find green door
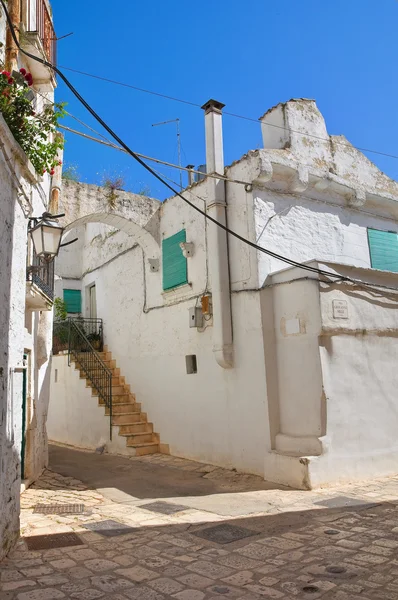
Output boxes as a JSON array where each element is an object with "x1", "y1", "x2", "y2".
[{"x1": 21, "y1": 354, "x2": 27, "y2": 480}]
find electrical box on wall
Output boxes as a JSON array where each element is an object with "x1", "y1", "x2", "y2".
[
  {"x1": 189, "y1": 307, "x2": 203, "y2": 328},
  {"x1": 201, "y1": 294, "x2": 212, "y2": 316}
]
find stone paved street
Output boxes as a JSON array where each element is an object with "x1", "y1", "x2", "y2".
[{"x1": 1, "y1": 445, "x2": 398, "y2": 599}]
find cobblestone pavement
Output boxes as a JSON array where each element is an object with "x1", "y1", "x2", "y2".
[{"x1": 1, "y1": 449, "x2": 398, "y2": 599}]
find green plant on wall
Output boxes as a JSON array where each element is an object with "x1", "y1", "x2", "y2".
[
  {"x1": 102, "y1": 174, "x2": 125, "y2": 209},
  {"x1": 62, "y1": 163, "x2": 80, "y2": 182},
  {"x1": 0, "y1": 68, "x2": 65, "y2": 175},
  {"x1": 54, "y1": 297, "x2": 67, "y2": 321}
]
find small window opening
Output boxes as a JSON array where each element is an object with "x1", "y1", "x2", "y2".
[{"x1": 185, "y1": 355, "x2": 197, "y2": 375}]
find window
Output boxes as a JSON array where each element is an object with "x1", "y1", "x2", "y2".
[
  {"x1": 63, "y1": 289, "x2": 82, "y2": 314},
  {"x1": 368, "y1": 228, "x2": 398, "y2": 273},
  {"x1": 162, "y1": 230, "x2": 188, "y2": 290}
]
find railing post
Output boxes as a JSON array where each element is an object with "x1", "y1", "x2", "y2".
[{"x1": 109, "y1": 373, "x2": 112, "y2": 441}]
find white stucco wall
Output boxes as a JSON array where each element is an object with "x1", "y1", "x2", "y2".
[
  {"x1": 52, "y1": 98, "x2": 398, "y2": 487},
  {"x1": 254, "y1": 190, "x2": 398, "y2": 284},
  {"x1": 317, "y1": 273, "x2": 398, "y2": 484},
  {"x1": 53, "y1": 180, "x2": 270, "y2": 475},
  {"x1": 0, "y1": 12, "x2": 57, "y2": 555},
  {"x1": 48, "y1": 354, "x2": 149, "y2": 456},
  {"x1": 48, "y1": 354, "x2": 112, "y2": 451},
  {"x1": 0, "y1": 123, "x2": 21, "y2": 558},
  {"x1": 262, "y1": 263, "x2": 398, "y2": 488}
]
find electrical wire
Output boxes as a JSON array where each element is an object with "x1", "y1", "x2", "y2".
[
  {"x1": 58, "y1": 65, "x2": 398, "y2": 163},
  {"x1": 58, "y1": 124, "x2": 253, "y2": 186},
  {"x1": 1, "y1": 0, "x2": 397, "y2": 291}
]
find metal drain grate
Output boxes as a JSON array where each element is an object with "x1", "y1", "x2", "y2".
[
  {"x1": 25, "y1": 532, "x2": 84, "y2": 550},
  {"x1": 192, "y1": 523, "x2": 256, "y2": 544},
  {"x1": 140, "y1": 501, "x2": 189, "y2": 515},
  {"x1": 33, "y1": 504, "x2": 85, "y2": 515},
  {"x1": 83, "y1": 520, "x2": 138, "y2": 537}
]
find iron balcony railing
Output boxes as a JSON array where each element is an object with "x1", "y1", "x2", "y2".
[
  {"x1": 53, "y1": 318, "x2": 113, "y2": 439},
  {"x1": 69, "y1": 317, "x2": 103, "y2": 350},
  {"x1": 27, "y1": 0, "x2": 56, "y2": 65},
  {"x1": 53, "y1": 317, "x2": 103, "y2": 354},
  {"x1": 26, "y1": 251, "x2": 55, "y2": 301}
]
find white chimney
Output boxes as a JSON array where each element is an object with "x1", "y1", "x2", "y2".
[{"x1": 201, "y1": 99, "x2": 233, "y2": 369}]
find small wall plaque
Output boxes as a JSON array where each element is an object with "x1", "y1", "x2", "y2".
[{"x1": 332, "y1": 300, "x2": 348, "y2": 319}]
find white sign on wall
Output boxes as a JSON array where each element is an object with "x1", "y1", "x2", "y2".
[{"x1": 332, "y1": 299, "x2": 348, "y2": 319}]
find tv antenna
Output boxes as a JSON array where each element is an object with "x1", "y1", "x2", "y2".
[{"x1": 152, "y1": 118, "x2": 182, "y2": 190}]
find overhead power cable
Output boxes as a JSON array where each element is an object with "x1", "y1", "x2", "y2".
[
  {"x1": 58, "y1": 124, "x2": 252, "y2": 186},
  {"x1": 2, "y1": 0, "x2": 397, "y2": 291},
  {"x1": 58, "y1": 65, "x2": 398, "y2": 162}
]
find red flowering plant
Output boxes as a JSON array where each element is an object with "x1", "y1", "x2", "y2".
[{"x1": 0, "y1": 68, "x2": 65, "y2": 175}]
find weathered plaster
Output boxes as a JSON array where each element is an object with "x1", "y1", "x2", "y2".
[
  {"x1": 0, "y1": 11, "x2": 57, "y2": 555},
  {"x1": 51, "y1": 99, "x2": 398, "y2": 486}
]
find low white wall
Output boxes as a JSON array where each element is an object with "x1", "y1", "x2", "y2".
[
  {"x1": 48, "y1": 355, "x2": 142, "y2": 456},
  {"x1": 48, "y1": 354, "x2": 111, "y2": 451},
  {"x1": 263, "y1": 263, "x2": 398, "y2": 488},
  {"x1": 316, "y1": 275, "x2": 398, "y2": 484}
]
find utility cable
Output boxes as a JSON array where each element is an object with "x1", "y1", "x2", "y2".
[
  {"x1": 1, "y1": 0, "x2": 397, "y2": 290},
  {"x1": 58, "y1": 124, "x2": 253, "y2": 186},
  {"x1": 58, "y1": 65, "x2": 398, "y2": 163}
]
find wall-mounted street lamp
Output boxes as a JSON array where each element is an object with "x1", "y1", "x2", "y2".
[{"x1": 28, "y1": 212, "x2": 65, "y2": 261}]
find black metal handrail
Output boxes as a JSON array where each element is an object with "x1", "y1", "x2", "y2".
[
  {"x1": 65, "y1": 319, "x2": 113, "y2": 440},
  {"x1": 69, "y1": 317, "x2": 103, "y2": 351},
  {"x1": 26, "y1": 252, "x2": 55, "y2": 301}
]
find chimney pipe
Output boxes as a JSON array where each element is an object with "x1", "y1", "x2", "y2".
[
  {"x1": 5, "y1": 0, "x2": 21, "y2": 73},
  {"x1": 186, "y1": 164, "x2": 195, "y2": 186},
  {"x1": 49, "y1": 135, "x2": 64, "y2": 214},
  {"x1": 201, "y1": 99, "x2": 233, "y2": 369}
]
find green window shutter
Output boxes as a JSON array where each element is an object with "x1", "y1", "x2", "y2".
[
  {"x1": 368, "y1": 229, "x2": 398, "y2": 273},
  {"x1": 162, "y1": 230, "x2": 188, "y2": 290},
  {"x1": 63, "y1": 289, "x2": 82, "y2": 313}
]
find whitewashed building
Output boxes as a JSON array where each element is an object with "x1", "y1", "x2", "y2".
[
  {"x1": 0, "y1": 0, "x2": 61, "y2": 558},
  {"x1": 49, "y1": 98, "x2": 398, "y2": 490}
]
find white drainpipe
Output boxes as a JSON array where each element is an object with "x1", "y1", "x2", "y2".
[{"x1": 202, "y1": 99, "x2": 233, "y2": 369}]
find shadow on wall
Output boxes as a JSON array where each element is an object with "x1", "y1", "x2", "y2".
[
  {"x1": 25, "y1": 355, "x2": 52, "y2": 483},
  {"x1": 0, "y1": 443, "x2": 21, "y2": 560}
]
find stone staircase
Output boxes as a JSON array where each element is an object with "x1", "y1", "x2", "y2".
[{"x1": 72, "y1": 346, "x2": 160, "y2": 456}]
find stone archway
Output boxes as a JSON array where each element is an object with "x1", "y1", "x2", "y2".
[{"x1": 62, "y1": 212, "x2": 160, "y2": 260}]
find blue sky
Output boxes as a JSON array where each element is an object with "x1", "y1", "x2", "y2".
[{"x1": 53, "y1": 0, "x2": 398, "y2": 199}]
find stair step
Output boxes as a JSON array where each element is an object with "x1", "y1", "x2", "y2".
[
  {"x1": 95, "y1": 393, "x2": 135, "y2": 404},
  {"x1": 118, "y1": 422, "x2": 153, "y2": 435},
  {"x1": 78, "y1": 361, "x2": 116, "y2": 370},
  {"x1": 105, "y1": 403, "x2": 141, "y2": 415},
  {"x1": 126, "y1": 442, "x2": 160, "y2": 456},
  {"x1": 120, "y1": 432, "x2": 154, "y2": 444},
  {"x1": 76, "y1": 343, "x2": 161, "y2": 454},
  {"x1": 96, "y1": 351, "x2": 112, "y2": 360},
  {"x1": 113, "y1": 394, "x2": 135, "y2": 404},
  {"x1": 111, "y1": 385, "x2": 129, "y2": 395},
  {"x1": 112, "y1": 412, "x2": 146, "y2": 425}
]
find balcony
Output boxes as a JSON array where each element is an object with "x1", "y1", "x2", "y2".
[
  {"x1": 26, "y1": 251, "x2": 55, "y2": 310},
  {"x1": 23, "y1": 0, "x2": 56, "y2": 88}
]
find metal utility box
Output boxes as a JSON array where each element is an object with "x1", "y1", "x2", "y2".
[{"x1": 189, "y1": 307, "x2": 203, "y2": 328}]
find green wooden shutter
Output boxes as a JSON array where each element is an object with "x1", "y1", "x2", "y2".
[
  {"x1": 162, "y1": 230, "x2": 188, "y2": 290},
  {"x1": 63, "y1": 289, "x2": 82, "y2": 313},
  {"x1": 368, "y1": 229, "x2": 398, "y2": 273}
]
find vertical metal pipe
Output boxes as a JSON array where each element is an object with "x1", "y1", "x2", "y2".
[
  {"x1": 5, "y1": 0, "x2": 21, "y2": 72},
  {"x1": 201, "y1": 99, "x2": 233, "y2": 369}
]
